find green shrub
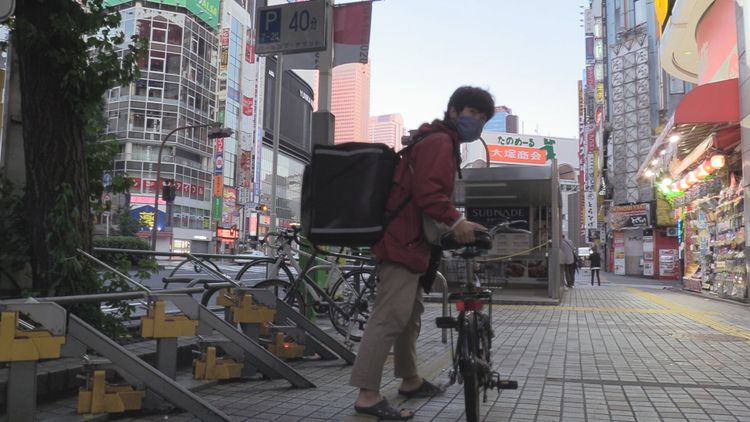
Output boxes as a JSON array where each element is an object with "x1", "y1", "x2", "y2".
[{"x1": 93, "y1": 235, "x2": 157, "y2": 269}]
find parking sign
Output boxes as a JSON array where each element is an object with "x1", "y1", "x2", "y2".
[{"x1": 256, "y1": 0, "x2": 327, "y2": 55}]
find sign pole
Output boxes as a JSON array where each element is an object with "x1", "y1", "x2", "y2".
[{"x1": 270, "y1": 54, "x2": 283, "y2": 231}]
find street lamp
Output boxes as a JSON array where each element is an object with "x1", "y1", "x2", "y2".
[{"x1": 151, "y1": 124, "x2": 234, "y2": 251}]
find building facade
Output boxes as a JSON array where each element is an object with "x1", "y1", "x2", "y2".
[
  {"x1": 581, "y1": 0, "x2": 686, "y2": 277},
  {"x1": 103, "y1": 1, "x2": 221, "y2": 253},
  {"x1": 103, "y1": 1, "x2": 313, "y2": 253},
  {"x1": 368, "y1": 114, "x2": 404, "y2": 150},
  {"x1": 331, "y1": 63, "x2": 370, "y2": 144}
]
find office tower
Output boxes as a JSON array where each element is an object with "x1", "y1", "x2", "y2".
[
  {"x1": 368, "y1": 114, "x2": 405, "y2": 151},
  {"x1": 484, "y1": 105, "x2": 518, "y2": 133},
  {"x1": 331, "y1": 63, "x2": 370, "y2": 143}
]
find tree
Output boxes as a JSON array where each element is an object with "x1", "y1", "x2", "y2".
[{"x1": 11, "y1": 0, "x2": 144, "y2": 295}]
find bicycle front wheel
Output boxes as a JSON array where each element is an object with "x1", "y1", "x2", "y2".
[
  {"x1": 236, "y1": 258, "x2": 295, "y2": 286},
  {"x1": 460, "y1": 314, "x2": 481, "y2": 422},
  {"x1": 255, "y1": 278, "x2": 306, "y2": 316},
  {"x1": 328, "y1": 269, "x2": 377, "y2": 342}
]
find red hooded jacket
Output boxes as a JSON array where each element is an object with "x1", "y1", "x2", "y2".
[{"x1": 372, "y1": 121, "x2": 463, "y2": 273}]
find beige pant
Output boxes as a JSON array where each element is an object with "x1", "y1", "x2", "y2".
[{"x1": 349, "y1": 261, "x2": 424, "y2": 391}]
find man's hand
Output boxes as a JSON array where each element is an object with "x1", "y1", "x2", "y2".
[{"x1": 452, "y1": 220, "x2": 488, "y2": 244}]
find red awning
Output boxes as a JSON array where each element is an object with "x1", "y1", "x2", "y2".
[
  {"x1": 637, "y1": 78, "x2": 740, "y2": 178},
  {"x1": 673, "y1": 78, "x2": 739, "y2": 125}
]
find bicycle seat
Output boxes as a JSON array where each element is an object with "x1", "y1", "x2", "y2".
[{"x1": 439, "y1": 230, "x2": 492, "y2": 251}]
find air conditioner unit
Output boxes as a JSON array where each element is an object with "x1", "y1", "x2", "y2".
[{"x1": 666, "y1": 227, "x2": 678, "y2": 237}]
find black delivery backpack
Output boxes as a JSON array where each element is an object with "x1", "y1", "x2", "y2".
[{"x1": 301, "y1": 142, "x2": 400, "y2": 247}]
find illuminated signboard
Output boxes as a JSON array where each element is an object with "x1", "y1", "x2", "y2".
[{"x1": 216, "y1": 226, "x2": 239, "y2": 239}]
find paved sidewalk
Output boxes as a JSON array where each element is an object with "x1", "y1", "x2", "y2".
[{"x1": 33, "y1": 272, "x2": 750, "y2": 421}]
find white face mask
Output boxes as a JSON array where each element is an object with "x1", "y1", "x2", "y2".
[{"x1": 455, "y1": 116, "x2": 484, "y2": 142}]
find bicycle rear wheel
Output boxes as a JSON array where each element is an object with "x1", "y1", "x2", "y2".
[
  {"x1": 328, "y1": 268, "x2": 377, "y2": 342},
  {"x1": 460, "y1": 313, "x2": 481, "y2": 422},
  {"x1": 254, "y1": 278, "x2": 306, "y2": 316}
]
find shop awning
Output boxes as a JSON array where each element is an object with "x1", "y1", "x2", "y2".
[{"x1": 637, "y1": 78, "x2": 739, "y2": 178}]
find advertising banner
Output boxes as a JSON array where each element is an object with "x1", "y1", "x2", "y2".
[
  {"x1": 608, "y1": 203, "x2": 651, "y2": 230},
  {"x1": 103, "y1": 0, "x2": 220, "y2": 28},
  {"x1": 487, "y1": 145, "x2": 547, "y2": 165},
  {"x1": 222, "y1": 187, "x2": 238, "y2": 227},
  {"x1": 466, "y1": 207, "x2": 531, "y2": 256}
]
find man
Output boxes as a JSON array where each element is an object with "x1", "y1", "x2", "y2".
[
  {"x1": 351, "y1": 86, "x2": 494, "y2": 420},
  {"x1": 560, "y1": 234, "x2": 576, "y2": 287}
]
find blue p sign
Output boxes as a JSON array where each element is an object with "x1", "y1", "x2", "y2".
[{"x1": 259, "y1": 8, "x2": 281, "y2": 43}]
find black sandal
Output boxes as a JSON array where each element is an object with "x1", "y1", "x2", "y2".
[
  {"x1": 398, "y1": 379, "x2": 445, "y2": 398},
  {"x1": 354, "y1": 398, "x2": 414, "y2": 420}
]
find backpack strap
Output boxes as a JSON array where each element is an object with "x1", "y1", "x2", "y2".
[{"x1": 383, "y1": 129, "x2": 460, "y2": 228}]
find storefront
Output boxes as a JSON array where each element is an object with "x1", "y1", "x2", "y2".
[
  {"x1": 647, "y1": 0, "x2": 745, "y2": 300},
  {"x1": 606, "y1": 203, "x2": 678, "y2": 279}
]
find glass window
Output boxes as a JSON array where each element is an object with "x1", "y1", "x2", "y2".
[
  {"x1": 164, "y1": 82, "x2": 179, "y2": 100},
  {"x1": 669, "y1": 76, "x2": 685, "y2": 94},
  {"x1": 166, "y1": 53, "x2": 180, "y2": 74},
  {"x1": 131, "y1": 112, "x2": 145, "y2": 130},
  {"x1": 167, "y1": 24, "x2": 182, "y2": 45},
  {"x1": 152, "y1": 27, "x2": 166, "y2": 43},
  {"x1": 147, "y1": 86, "x2": 163, "y2": 100},
  {"x1": 137, "y1": 19, "x2": 151, "y2": 39},
  {"x1": 146, "y1": 116, "x2": 161, "y2": 133}
]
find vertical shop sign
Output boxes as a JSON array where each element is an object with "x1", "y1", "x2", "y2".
[
  {"x1": 245, "y1": 28, "x2": 256, "y2": 64},
  {"x1": 614, "y1": 232, "x2": 626, "y2": 275},
  {"x1": 213, "y1": 137, "x2": 225, "y2": 221},
  {"x1": 222, "y1": 187, "x2": 238, "y2": 227}
]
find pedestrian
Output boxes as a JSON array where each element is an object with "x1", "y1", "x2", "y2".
[
  {"x1": 351, "y1": 86, "x2": 493, "y2": 420},
  {"x1": 560, "y1": 234, "x2": 576, "y2": 287},
  {"x1": 590, "y1": 247, "x2": 602, "y2": 286}
]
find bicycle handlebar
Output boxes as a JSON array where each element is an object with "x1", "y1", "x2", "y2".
[{"x1": 439, "y1": 230, "x2": 493, "y2": 251}]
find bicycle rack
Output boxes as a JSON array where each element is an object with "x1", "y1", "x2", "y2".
[{"x1": 0, "y1": 301, "x2": 66, "y2": 422}]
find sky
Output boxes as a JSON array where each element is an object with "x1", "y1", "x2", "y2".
[{"x1": 362, "y1": 0, "x2": 586, "y2": 139}]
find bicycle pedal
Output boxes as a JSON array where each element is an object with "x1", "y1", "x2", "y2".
[
  {"x1": 435, "y1": 316, "x2": 457, "y2": 329},
  {"x1": 497, "y1": 380, "x2": 518, "y2": 389}
]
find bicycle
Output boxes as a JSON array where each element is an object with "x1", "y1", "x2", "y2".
[
  {"x1": 209, "y1": 226, "x2": 378, "y2": 345},
  {"x1": 232, "y1": 229, "x2": 299, "y2": 285},
  {"x1": 436, "y1": 228, "x2": 518, "y2": 422}
]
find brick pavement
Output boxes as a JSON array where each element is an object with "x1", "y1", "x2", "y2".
[{"x1": 31, "y1": 272, "x2": 750, "y2": 421}]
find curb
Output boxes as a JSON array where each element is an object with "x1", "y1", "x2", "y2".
[{"x1": 668, "y1": 286, "x2": 750, "y2": 307}]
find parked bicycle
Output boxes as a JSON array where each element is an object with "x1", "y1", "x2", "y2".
[
  {"x1": 436, "y1": 226, "x2": 518, "y2": 422},
  {"x1": 205, "y1": 226, "x2": 378, "y2": 345}
]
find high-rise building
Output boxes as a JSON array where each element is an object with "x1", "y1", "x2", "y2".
[
  {"x1": 331, "y1": 63, "x2": 370, "y2": 143},
  {"x1": 484, "y1": 106, "x2": 518, "y2": 133},
  {"x1": 368, "y1": 114, "x2": 405, "y2": 150},
  {"x1": 102, "y1": 1, "x2": 221, "y2": 253}
]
